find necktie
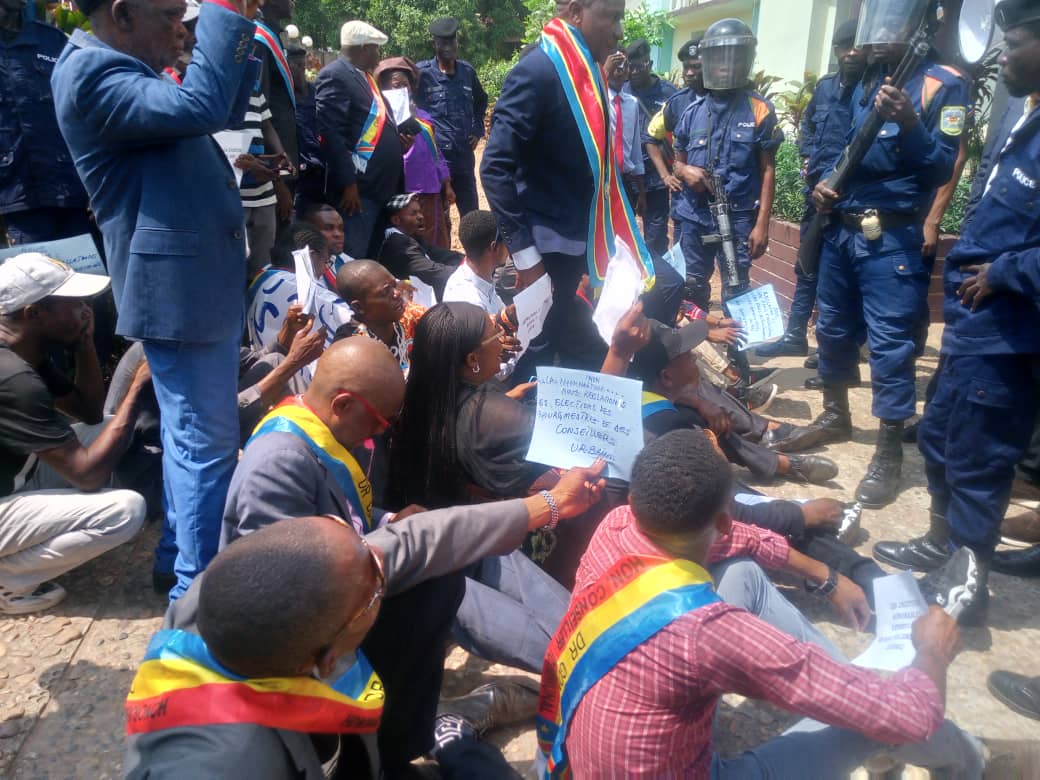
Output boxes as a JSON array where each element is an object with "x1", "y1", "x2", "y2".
[{"x1": 613, "y1": 93, "x2": 624, "y2": 171}]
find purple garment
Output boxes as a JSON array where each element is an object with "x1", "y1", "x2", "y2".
[{"x1": 404, "y1": 108, "x2": 450, "y2": 194}]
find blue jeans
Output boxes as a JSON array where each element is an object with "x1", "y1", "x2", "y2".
[
  {"x1": 453, "y1": 551, "x2": 570, "y2": 673},
  {"x1": 816, "y1": 221, "x2": 930, "y2": 420},
  {"x1": 919, "y1": 353, "x2": 1040, "y2": 552},
  {"x1": 341, "y1": 195, "x2": 383, "y2": 259},
  {"x1": 146, "y1": 336, "x2": 240, "y2": 600}
]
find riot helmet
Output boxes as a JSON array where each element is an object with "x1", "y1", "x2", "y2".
[
  {"x1": 699, "y1": 18, "x2": 756, "y2": 91},
  {"x1": 855, "y1": 0, "x2": 931, "y2": 46}
]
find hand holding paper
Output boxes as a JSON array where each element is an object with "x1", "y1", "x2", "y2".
[
  {"x1": 592, "y1": 238, "x2": 644, "y2": 346},
  {"x1": 292, "y1": 246, "x2": 318, "y2": 316},
  {"x1": 724, "y1": 284, "x2": 784, "y2": 350},
  {"x1": 513, "y1": 272, "x2": 553, "y2": 354}
]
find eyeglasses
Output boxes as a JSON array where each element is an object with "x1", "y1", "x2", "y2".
[
  {"x1": 357, "y1": 536, "x2": 386, "y2": 616},
  {"x1": 337, "y1": 390, "x2": 397, "y2": 431},
  {"x1": 627, "y1": 59, "x2": 651, "y2": 72}
]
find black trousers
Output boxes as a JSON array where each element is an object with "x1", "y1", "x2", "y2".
[{"x1": 361, "y1": 571, "x2": 466, "y2": 767}]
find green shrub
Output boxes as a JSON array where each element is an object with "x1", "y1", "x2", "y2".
[
  {"x1": 480, "y1": 54, "x2": 520, "y2": 107},
  {"x1": 771, "y1": 141, "x2": 805, "y2": 223},
  {"x1": 940, "y1": 176, "x2": 971, "y2": 235}
]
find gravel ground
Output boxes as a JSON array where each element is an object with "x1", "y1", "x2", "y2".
[{"x1": 2, "y1": 150, "x2": 1037, "y2": 777}]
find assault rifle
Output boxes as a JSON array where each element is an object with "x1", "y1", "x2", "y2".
[
  {"x1": 797, "y1": 25, "x2": 933, "y2": 275},
  {"x1": 702, "y1": 169, "x2": 741, "y2": 289}
]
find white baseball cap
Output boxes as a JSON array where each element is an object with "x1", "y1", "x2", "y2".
[
  {"x1": 340, "y1": 20, "x2": 388, "y2": 48},
  {"x1": 182, "y1": 0, "x2": 200, "y2": 22},
  {"x1": 0, "y1": 253, "x2": 110, "y2": 315}
]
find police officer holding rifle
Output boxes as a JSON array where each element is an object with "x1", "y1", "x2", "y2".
[{"x1": 804, "y1": 0, "x2": 967, "y2": 509}]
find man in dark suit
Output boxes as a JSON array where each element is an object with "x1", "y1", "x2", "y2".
[
  {"x1": 481, "y1": 0, "x2": 627, "y2": 371},
  {"x1": 377, "y1": 193, "x2": 462, "y2": 298},
  {"x1": 51, "y1": 0, "x2": 258, "y2": 600},
  {"x1": 316, "y1": 21, "x2": 404, "y2": 258}
]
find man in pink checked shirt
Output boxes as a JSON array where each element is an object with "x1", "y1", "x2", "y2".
[{"x1": 553, "y1": 429, "x2": 985, "y2": 779}]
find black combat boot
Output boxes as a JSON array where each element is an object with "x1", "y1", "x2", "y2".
[
  {"x1": 805, "y1": 384, "x2": 853, "y2": 444},
  {"x1": 756, "y1": 331, "x2": 809, "y2": 357},
  {"x1": 874, "y1": 511, "x2": 951, "y2": 571},
  {"x1": 855, "y1": 420, "x2": 903, "y2": 508}
]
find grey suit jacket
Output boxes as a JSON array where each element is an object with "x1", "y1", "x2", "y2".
[{"x1": 125, "y1": 496, "x2": 530, "y2": 779}]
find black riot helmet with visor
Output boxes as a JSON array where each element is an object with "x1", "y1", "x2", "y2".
[
  {"x1": 855, "y1": 0, "x2": 932, "y2": 46},
  {"x1": 699, "y1": 18, "x2": 756, "y2": 91}
]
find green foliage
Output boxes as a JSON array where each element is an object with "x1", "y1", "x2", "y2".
[
  {"x1": 775, "y1": 73, "x2": 817, "y2": 138},
  {"x1": 621, "y1": 2, "x2": 673, "y2": 49},
  {"x1": 43, "y1": 2, "x2": 90, "y2": 33},
  {"x1": 294, "y1": 0, "x2": 526, "y2": 64},
  {"x1": 771, "y1": 140, "x2": 806, "y2": 223},
  {"x1": 480, "y1": 51, "x2": 519, "y2": 105},
  {"x1": 522, "y1": 0, "x2": 555, "y2": 42},
  {"x1": 749, "y1": 70, "x2": 782, "y2": 103},
  {"x1": 939, "y1": 176, "x2": 971, "y2": 235}
]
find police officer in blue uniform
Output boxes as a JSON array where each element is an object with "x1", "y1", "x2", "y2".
[
  {"x1": 0, "y1": 0, "x2": 90, "y2": 244},
  {"x1": 416, "y1": 17, "x2": 488, "y2": 232},
  {"x1": 756, "y1": 19, "x2": 865, "y2": 359},
  {"x1": 874, "y1": 0, "x2": 1040, "y2": 624},
  {"x1": 807, "y1": 0, "x2": 968, "y2": 509},
  {"x1": 672, "y1": 19, "x2": 783, "y2": 384},
  {"x1": 621, "y1": 38, "x2": 675, "y2": 259}
]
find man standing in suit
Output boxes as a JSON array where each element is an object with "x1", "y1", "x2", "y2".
[
  {"x1": 51, "y1": 0, "x2": 258, "y2": 600},
  {"x1": 316, "y1": 21, "x2": 404, "y2": 259},
  {"x1": 482, "y1": 0, "x2": 654, "y2": 371}
]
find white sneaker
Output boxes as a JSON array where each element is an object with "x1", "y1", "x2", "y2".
[{"x1": 0, "y1": 581, "x2": 66, "y2": 615}]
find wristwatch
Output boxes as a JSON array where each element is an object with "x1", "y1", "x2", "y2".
[{"x1": 805, "y1": 566, "x2": 838, "y2": 598}]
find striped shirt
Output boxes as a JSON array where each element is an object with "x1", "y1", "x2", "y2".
[
  {"x1": 240, "y1": 85, "x2": 277, "y2": 208},
  {"x1": 565, "y1": 506, "x2": 945, "y2": 778}
]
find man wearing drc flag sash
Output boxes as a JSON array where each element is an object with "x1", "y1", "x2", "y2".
[
  {"x1": 538, "y1": 430, "x2": 985, "y2": 778},
  {"x1": 482, "y1": 0, "x2": 683, "y2": 372},
  {"x1": 127, "y1": 455, "x2": 606, "y2": 778}
]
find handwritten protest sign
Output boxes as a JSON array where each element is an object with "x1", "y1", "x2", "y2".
[
  {"x1": 852, "y1": 572, "x2": 928, "y2": 672},
  {"x1": 513, "y1": 272, "x2": 553, "y2": 354},
  {"x1": 592, "y1": 238, "x2": 643, "y2": 345},
  {"x1": 292, "y1": 247, "x2": 317, "y2": 316},
  {"x1": 0, "y1": 234, "x2": 106, "y2": 276},
  {"x1": 724, "y1": 284, "x2": 784, "y2": 350},
  {"x1": 526, "y1": 367, "x2": 643, "y2": 480},
  {"x1": 212, "y1": 130, "x2": 251, "y2": 186}
]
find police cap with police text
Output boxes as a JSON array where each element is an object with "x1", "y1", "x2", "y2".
[
  {"x1": 430, "y1": 17, "x2": 460, "y2": 38},
  {"x1": 995, "y1": 0, "x2": 1040, "y2": 30},
  {"x1": 677, "y1": 36, "x2": 702, "y2": 61}
]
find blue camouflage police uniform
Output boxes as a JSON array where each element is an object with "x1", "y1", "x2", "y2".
[
  {"x1": 917, "y1": 98, "x2": 1040, "y2": 554},
  {"x1": 623, "y1": 77, "x2": 676, "y2": 257},
  {"x1": 673, "y1": 89, "x2": 783, "y2": 310},
  {"x1": 786, "y1": 72, "x2": 856, "y2": 337},
  {"x1": 815, "y1": 61, "x2": 967, "y2": 421},
  {"x1": 415, "y1": 58, "x2": 488, "y2": 219},
  {"x1": 0, "y1": 19, "x2": 90, "y2": 244}
]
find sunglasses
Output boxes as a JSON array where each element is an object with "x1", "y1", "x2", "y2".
[
  {"x1": 337, "y1": 390, "x2": 397, "y2": 431},
  {"x1": 320, "y1": 515, "x2": 387, "y2": 623}
]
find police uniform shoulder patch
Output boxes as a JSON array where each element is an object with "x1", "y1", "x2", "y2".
[{"x1": 940, "y1": 106, "x2": 966, "y2": 136}]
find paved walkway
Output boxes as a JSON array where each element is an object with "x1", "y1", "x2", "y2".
[{"x1": 2, "y1": 329, "x2": 1038, "y2": 778}]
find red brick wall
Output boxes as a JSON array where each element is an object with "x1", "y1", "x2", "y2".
[{"x1": 751, "y1": 218, "x2": 957, "y2": 325}]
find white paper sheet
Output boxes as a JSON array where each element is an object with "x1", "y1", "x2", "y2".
[
  {"x1": 383, "y1": 87, "x2": 413, "y2": 126},
  {"x1": 292, "y1": 246, "x2": 317, "y2": 316},
  {"x1": 408, "y1": 276, "x2": 437, "y2": 310},
  {"x1": 852, "y1": 572, "x2": 928, "y2": 672},
  {"x1": 724, "y1": 284, "x2": 785, "y2": 350},
  {"x1": 526, "y1": 367, "x2": 644, "y2": 480},
  {"x1": 213, "y1": 130, "x2": 251, "y2": 186},
  {"x1": 513, "y1": 272, "x2": 553, "y2": 354},
  {"x1": 592, "y1": 238, "x2": 643, "y2": 345},
  {"x1": 0, "y1": 234, "x2": 105, "y2": 275}
]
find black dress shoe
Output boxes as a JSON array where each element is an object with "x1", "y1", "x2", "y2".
[
  {"x1": 874, "y1": 537, "x2": 950, "y2": 571},
  {"x1": 785, "y1": 454, "x2": 838, "y2": 484},
  {"x1": 992, "y1": 544, "x2": 1040, "y2": 577},
  {"x1": 988, "y1": 671, "x2": 1040, "y2": 721},
  {"x1": 804, "y1": 374, "x2": 824, "y2": 390},
  {"x1": 761, "y1": 423, "x2": 827, "y2": 453},
  {"x1": 803, "y1": 353, "x2": 819, "y2": 369},
  {"x1": 756, "y1": 334, "x2": 808, "y2": 358}
]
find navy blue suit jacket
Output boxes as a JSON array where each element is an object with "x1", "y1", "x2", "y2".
[
  {"x1": 52, "y1": 5, "x2": 257, "y2": 343},
  {"x1": 480, "y1": 47, "x2": 598, "y2": 261}
]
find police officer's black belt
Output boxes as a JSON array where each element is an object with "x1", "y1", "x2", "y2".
[{"x1": 837, "y1": 211, "x2": 918, "y2": 232}]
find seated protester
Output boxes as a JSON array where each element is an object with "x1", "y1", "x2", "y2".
[
  {"x1": 377, "y1": 192, "x2": 462, "y2": 299},
  {"x1": 374, "y1": 57, "x2": 455, "y2": 249},
  {"x1": 218, "y1": 337, "x2": 608, "y2": 773},
  {"x1": 247, "y1": 224, "x2": 352, "y2": 366},
  {"x1": 128, "y1": 464, "x2": 606, "y2": 778},
  {"x1": 333, "y1": 260, "x2": 425, "y2": 377},
  {"x1": 539, "y1": 429, "x2": 984, "y2": 779},
  {"x1": 387, "y1": 301, "x2": 650, "y2": 587},
  {"x1": 301, "y1": 202, "x2": 355, "y2": 289},
  {"x1": 0, "y1": 254, "x2": 148, "y2": 614},
  {"x1": 633, "y1": 319, "x2": 839, "y2": 484}
]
